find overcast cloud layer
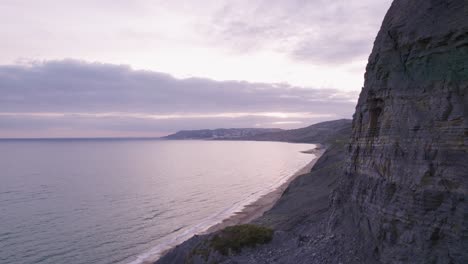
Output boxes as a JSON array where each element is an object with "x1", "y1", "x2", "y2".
[
  {"x1": 0, "y1": 0, "x2": 393, "y2": 137},
  {"x1": 1, "y1": 0, "x2": 392, "y2": 90},
  {"x1": 0, "y1": 60, "x2": 356, "y2": 137}
]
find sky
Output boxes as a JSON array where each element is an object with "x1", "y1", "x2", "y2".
[{"x1": 0, "y1": 0, "x2": 393, "y2": 138}]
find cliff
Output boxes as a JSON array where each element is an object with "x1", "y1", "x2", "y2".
[
  {"x1": 156, "y1": 0, "x2": 467, "y2": 263},
  {"x1": 328, "y1": 0, "x2": 468, "y2": 263}
]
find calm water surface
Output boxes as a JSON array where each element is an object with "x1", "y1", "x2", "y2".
[{"x1": 0, "y1": 139, "x2": 315, "y2": 264}]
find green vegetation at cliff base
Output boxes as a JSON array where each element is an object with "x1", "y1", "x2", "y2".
[{"x1": 210, "y1": 224, "x2": 273, "y2": 255}]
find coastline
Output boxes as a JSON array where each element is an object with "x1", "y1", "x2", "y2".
[
  {"x1": 204, "y1": 144, "x2": 326, "y2": 233},
  {"x1": 146, "y1": 144, "x2": 326, "y2": 264}
]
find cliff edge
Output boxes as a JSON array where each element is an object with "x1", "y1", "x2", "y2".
[{"x1": 329, "y1": 0, "x2": 468, "y2": 263}]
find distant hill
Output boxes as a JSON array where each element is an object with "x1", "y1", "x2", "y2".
[
  {"x1": 162, "y1": 119, "x2": 352, "y2": 145},
  {"x1": 238, "y1": 119, "x2": 352, "y2": 145},
  {"x1": 161, "y1": 128, "x2": 283, "y2": 140}
]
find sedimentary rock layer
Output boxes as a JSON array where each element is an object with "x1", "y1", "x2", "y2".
[{"x1": 329, "y1": 0, "x2": 468, "y2": 263}]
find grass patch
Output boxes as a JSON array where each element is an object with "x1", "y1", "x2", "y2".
[{"x1": 210, "y1": 224, "x2": 273, "y2": 255}]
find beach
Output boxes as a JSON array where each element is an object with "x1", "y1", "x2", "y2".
[
  {"x1": 204, "y1": 145, "x2": 326, "y2": 233},
  {"x1": 147, "y1": 145, "x2": 326, "y2": 264}
]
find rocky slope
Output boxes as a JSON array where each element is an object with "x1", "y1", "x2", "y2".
[
  {"x1": 328, "y1": 0, "x2": 468, "y2": 263},
  {"x1": 156, "y1": 0, "x2": 467, "y2": 263},
  {"x1": 162, "y1": 128, "x2": 282, "y2": 140}
]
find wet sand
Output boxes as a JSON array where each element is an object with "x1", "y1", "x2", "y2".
[{"x1": 204, "y1": 145, "x2": 326, "y2": 233}]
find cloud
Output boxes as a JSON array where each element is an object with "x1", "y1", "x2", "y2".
[
  {"x1": 0, "y1": 0, "x2": 392, "y2": 90},
  {"x1": 0, "y1": 60, "x2": 356, "y2": 137},
  {"x1": 205, "y1": 0, "x2": 392, "y2": 64}
]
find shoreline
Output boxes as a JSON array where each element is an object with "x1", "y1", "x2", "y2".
[
  {"x1": 147, "y1": 144, "x2": 326, "y2": 264},
  {"x1": 204, "y1": 144, "x2": 326, "y2": 233}
]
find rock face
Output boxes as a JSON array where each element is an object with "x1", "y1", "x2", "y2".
[{"x1": 329, "y1": 0, "x2": 468, "y2": 263}]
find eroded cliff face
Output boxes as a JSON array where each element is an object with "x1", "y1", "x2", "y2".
[{"x1": 329, "y1": 0, "x2": 468, "y2": 263}]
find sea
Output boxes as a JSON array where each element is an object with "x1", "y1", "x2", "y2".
[{"x1": 0, "y1": 139, "x2": 316, "y2": 264}]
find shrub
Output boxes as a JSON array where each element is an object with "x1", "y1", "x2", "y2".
[{"x1": 210, "y1": 224, "x2": 273, "y2": 255}]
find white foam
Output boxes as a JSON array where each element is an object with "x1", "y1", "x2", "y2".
[{"x1": 127, "y1": 199, "x2": 252, "y2": 264}]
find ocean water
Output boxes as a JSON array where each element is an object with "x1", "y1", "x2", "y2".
[{"x1": 0, "y1": 139, "x2": 315, "y2": 264}]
